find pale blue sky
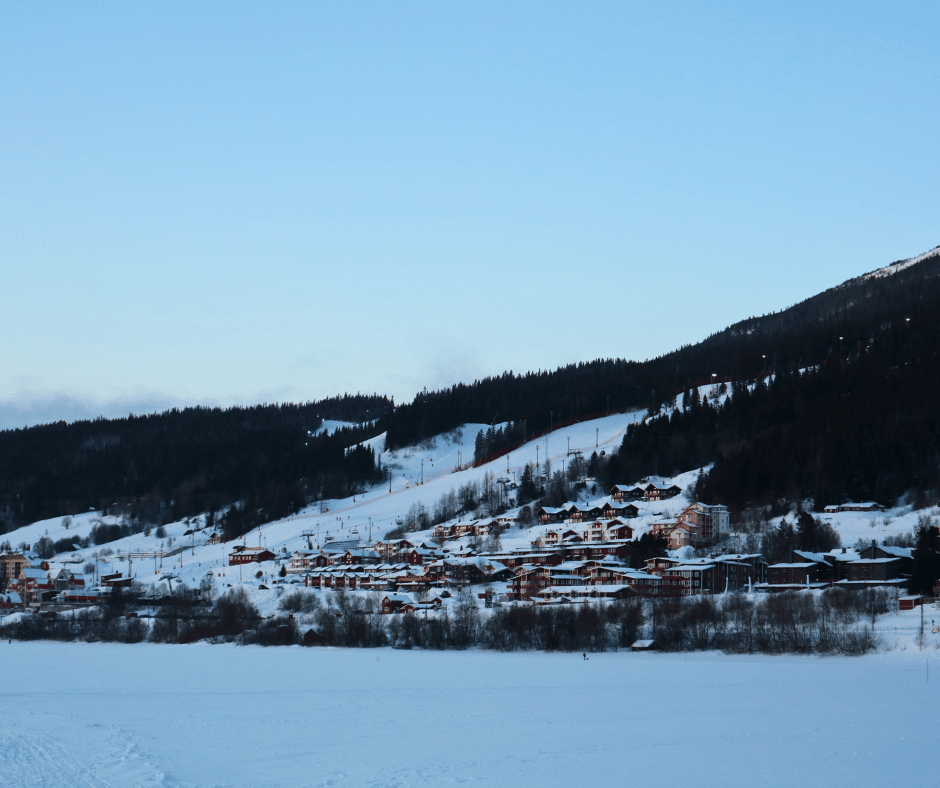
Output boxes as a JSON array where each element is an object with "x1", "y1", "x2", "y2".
[{"x1": 2, "y1": 1, "x2": 938, "y2": 428}]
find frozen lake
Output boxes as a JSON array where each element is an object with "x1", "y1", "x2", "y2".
[{"x1": 1, "y1": 642, "x2": 937, "y2": 787}]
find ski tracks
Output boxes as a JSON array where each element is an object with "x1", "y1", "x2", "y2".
[{"x1": 0, "y1": 723, "x2": 180, "y2": 788}]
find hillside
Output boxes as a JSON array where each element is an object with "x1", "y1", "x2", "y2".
[{"x1": 2, "y1": 245, "x2": 940, "y2": 533}]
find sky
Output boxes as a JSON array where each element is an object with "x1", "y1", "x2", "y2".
[{"x1": 2, "y1": 1, "x2": 939, "y2": 430}]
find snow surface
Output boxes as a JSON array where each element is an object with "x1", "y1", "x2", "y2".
[
  {"x1": 856, "y1": 243, "x2": 940, "y2": 282},
  {"x1": 1, "y1": 642, "x2": 937, "y2": 787}
]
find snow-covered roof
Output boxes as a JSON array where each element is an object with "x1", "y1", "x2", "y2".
[
  {"x1": 877, "y1": 545, "x2": 913, "y2": 559},
  {"x1": 769, "y1": 562, "x2": 818, "y2": 569}
]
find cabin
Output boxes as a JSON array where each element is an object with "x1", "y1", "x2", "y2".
[
  {"x1": 381, "y1": 593, "x2": 417, "y2": 614},
  {"x1": 824, "y1": 502, "x2": 886, "y2": 513},
  {"x1": 229, "y1": 547, "x2": 276, "y2": 566},
  {"x1": 610, "y1": 485, "x2": 645, "y2": 502}
]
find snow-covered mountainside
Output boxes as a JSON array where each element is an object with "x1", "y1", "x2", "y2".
[
  {"x1": 852, "y1": 243, "x2": 940, "y2": 283},
  {"x1": 3, "y1": 404, "x2": 936, "y2": 622}
]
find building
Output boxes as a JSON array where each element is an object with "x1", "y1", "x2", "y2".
[
  {"x1": 677, "y1": 503, "x2": 729, "y2": 544},
  {"x1": 0, "y1": 553, "x2": 31, "y2": 592},
  {"x1": 229, "y1": 547, "x2": 277, "y2": 566}
]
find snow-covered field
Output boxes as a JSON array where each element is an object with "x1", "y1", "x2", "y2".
[{"x1": 1, "y1": 642, "x2": 937, "y2": 788}]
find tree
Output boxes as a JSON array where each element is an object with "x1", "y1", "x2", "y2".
[
  {"x1": 796, "y1": 511, "x2": 838, "y2": 552},
  {"x1": 908, "y1": 518, "x2": 940, "y2": 595},
  {"x1": 517, "y1": 465, "x2": 539, "y2": 505},
  {"x1": 452, "y1": 586, "x2": 480, "y2": 647},
  {"x1": 33, "y1": 536, "x2": 54, "y2": 559},
  {"x1": 517, "y1": 505, "x2": 534, "y2": 528},
  {"x1": 762, "y1": 519, "x2": 797, "y2": 564}
]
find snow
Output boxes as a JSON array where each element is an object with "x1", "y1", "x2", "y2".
[
  {"x1": 858, "y1": 244, "x2": 940, "y2": 282},
  {"x1": 1, "y1": 642, "x2": 937, "y2": 787}
]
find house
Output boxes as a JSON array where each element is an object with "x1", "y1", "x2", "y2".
[
  {"x1": 507, "y1": 565, "x2": 553, "y2": 600},
  {"x1": 668, "y1": 524, "x2": 697, "y2": 550},
  {"x1": 536, "y1": 506, "x2": 565, "y2": 525},
  {"x1": 610, "y1": 485, "x2": 645, "y2": 502},
  {"x1": 0, "y1": 591, "x2": 23, "y2": 610},
  {"x1": 208, "y1": 532, "x2": 222, "y2": 544},
  {"x1": 8, "y1": 566, "x2": 55, "y2": 603},
  {"x1": 824, "y1": 502, "x2": 886, "y2": 513},
  {"x1": 442, "y1": 557, "x2": 513, "y2": 585},
  {"x1": 381, "y1": 593, "x2": 416, "y2": 614},
  {"x1": 228, "y1": 547, "x2": 277, "y2": 566},
  {"x1": 600, "y1": 502, "x2": 639, "y2": 519},
  {"x1": 644, "y1": 483, "x2": 682, "y2": 502}
]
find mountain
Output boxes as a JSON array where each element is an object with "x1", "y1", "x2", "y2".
[{"x1": 2, "y1": 244, "x2": 939, "y2": 531}]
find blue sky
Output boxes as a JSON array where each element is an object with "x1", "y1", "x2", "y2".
[{"x1": 2, "y1": 1, "x2": 938, "y2": 429}]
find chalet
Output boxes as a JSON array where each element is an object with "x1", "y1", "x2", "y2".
[
  {"x1": 9, "y1": 566, "x2": 54, "y2": 603},
  {"x1": 58, "y1": 588, "x2": 100, "y2": 604},
  {"x1": 229, "y1": 547, "x2": 276, "y2": 566},
  {"x1": 651, "y1": 520, "x2": 681, "y2": 539},
  {"x1": 208, "y1": 532, "x2": 222, "y2": 544},
  {"x1": 645, "y1": 483, "x2": 683, "y2": 502},
  {"x1": 442, "y1": 557, "x2": 513, "y2": 585},
  {"x1": 610, "y1": 485, "x2": 645, "y2": 502},
  {"x1": 668, "y1": 524, "x2": 696, "y2": 550},
  {"x1": 53, "y1": 568, "x2": 85, "y2": 593},
  {"x1": 604, "y1": 521, "x2": 636, "y2": 541},
  {"x1": 645, "y1": 556, "x2": 682, "y2": 574},
  {"x1": 537, "y1": 584, "x2": 637, "y2": 602},
  {"x1": 536, "y1": 506, "x2": 565, "y2": 525},
  {"x1": 507, "y1": 565, "x2": 553, "y2": 600},
  {"x1": 405, "y1": 547, "x2": 441, "y2": 566},
  {"x1": 833, "y1": 502, "x2": 886, "y2": 513},
  {"x1": 338, "y1": 548, "x2": 382, "y2": 565},
  {"x1": 599, "y1": 502, "x2": 639, "y2": 519},
  {"x1": 381, "y1": 593, "x2": 416, "y2": 614},
  {"x1": 562, "y1": 541, "x2": 631, "y2": 562},
  {"x1": 535, "y1": 528, "x2": 581, "y2": 548},
  {"x1": 0, "y1": 591, "x2": 23, "y2": 610}
]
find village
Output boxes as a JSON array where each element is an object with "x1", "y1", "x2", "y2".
[{"x1": 1, "y1": 479, "x2": 930, "y2": 627}]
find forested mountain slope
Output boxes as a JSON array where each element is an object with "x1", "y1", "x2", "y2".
[
  {"x1": 383, "y1": 247, "x2": 940, "y2": 450},
  {"x1": 2, "y1": 246, "x2": 939, "y2": 530},
  {"x1": 0, "y1": 395, "x2": 391, "y2": 531}
]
